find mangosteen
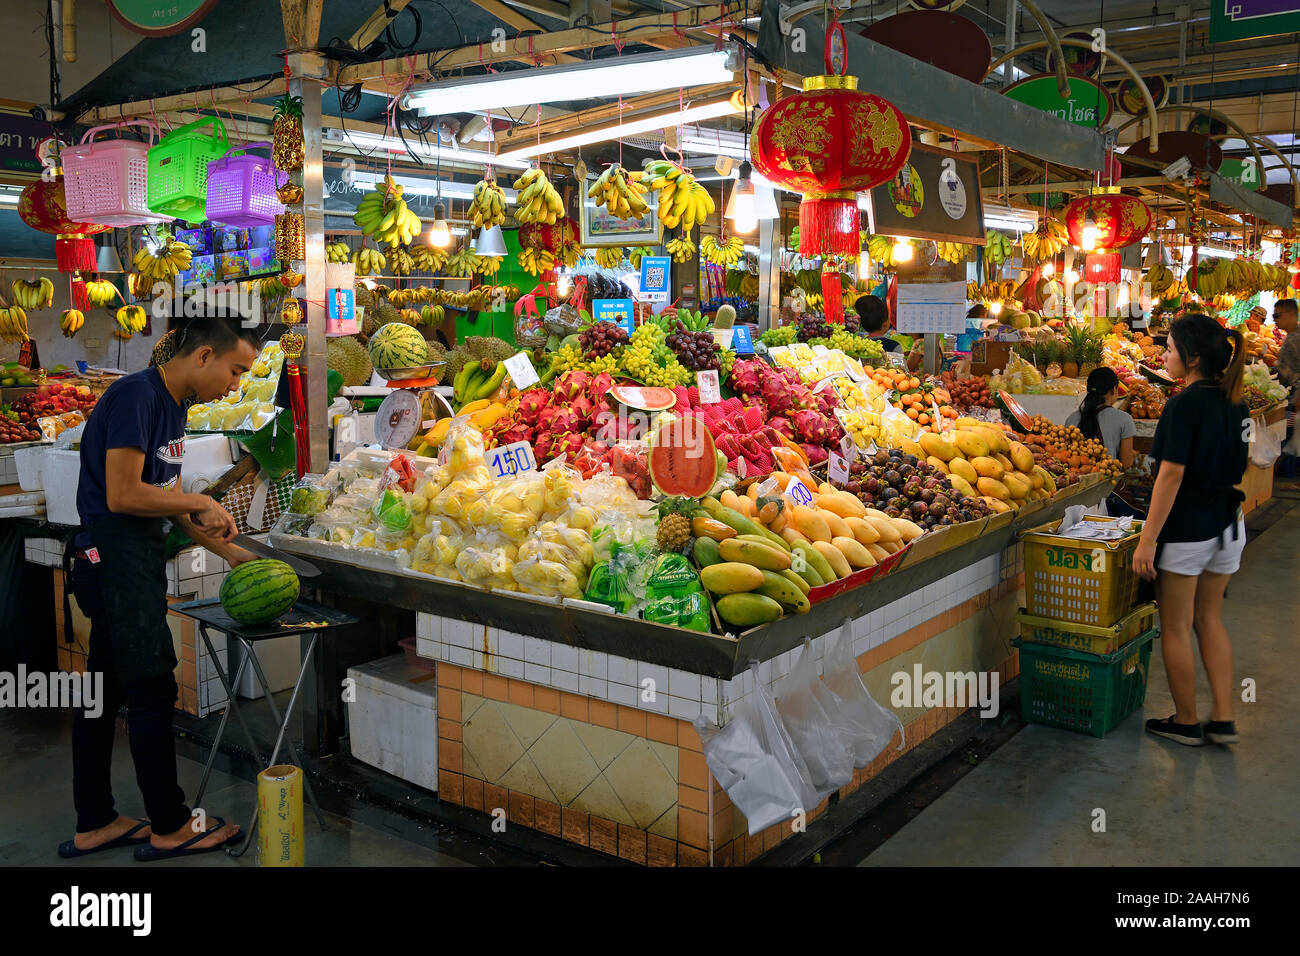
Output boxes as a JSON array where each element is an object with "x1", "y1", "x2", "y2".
[
  {"x1": 865, "y1": 477, "x2": 882, "y2": 493},
  {"x1": 846, "y1": 480, "x2": 862, "y2": 495},
  {"x1": 939, "y1": 516, "x2": 954, "y2": 526},
  {"x1": 898, "y1": 463, "x2": 915, "y2": 479},
  {"x1": 886, "y1": 507, "x2": 901, "y2": 518},
  {"x1": 874, "y1": 449, "x2": 890, "y2": 467},
  {"x1": 883, "y1": 469, "x2": 901, "y2": 487},
  {"x1": 904, "y1": 478, "x2": 923, "y2": 497},
  {"x1": 881, "y1": 487, "x2": 899, "y2": 501},
  {"x1": 933, "y1": 495, "x2": 951, "y2": 511},
  {"x1": 850, "y1": 461, "x2": 865, "y2": 475},
  {"x1": 901, "y1": 454, "x2": 918, "y2": 467},
  {"x1": 911, "y1": 500, "x2": 929, "y2": 518},
  {"x1": 920, "y1": 488, "x2": 935, "y2": 504},
  {"x1": 887, "y1": 496, "x2": 905, "y2": 511},
  {"x1": 928, "y1": 501, "x2": 945, "y2": 519}
]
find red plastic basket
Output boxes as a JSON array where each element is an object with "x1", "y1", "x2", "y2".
[
  {"x1": 62, "y1": 120, "x2": 172, "y2": 227},
  {"x1": 205, "y1": 142, "x2": 285, "y2": 227}
]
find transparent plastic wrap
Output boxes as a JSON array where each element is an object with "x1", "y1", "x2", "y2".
[
  {"x1": 370, "y1": 488, "x2": 414, "y2": 533},
  {"x1": 775, "y1": 640, "x2": 854, "y2": 797},
  {"x1": 307, "y1": 507, "x2": 361, "y2": 543},
  {"x1": 512, "y1": 553, "x2": 585, "y2": 599},
  {"x1": 289, "y1": 474, "x2": 333, "y2": 517},
  {"x1": 584, "y1": 538, "x2": 655, "y2": 613},
  {"x1": 578, "y1": 469, "x2": 643, "y2": 514},
  {"x1": 542, "y1": 301, "x2": 583, "y2": 337},
  {"x1": 641, "y1": 552, "x2": 711, "y2": 632},
  {"x1": 273, "y1": 512, "x2": 314, "y2": 538},
  {"x1": 694, "y1": 661, "x2": 821, "y2": 836},
  {"x1": 411, "y1": 517, "x2": 467, "y2": 579},
  {"x1": 823, "y1": 620, "x2": 904, "y2": 768},
  {"x1": 590, "y1": 517, "x2": 656, "y2": 565},
  {"x1": 455, "y1": 529, "x2": 520, "y2": 591},
  {"x1": 440, "y1": 417, "x2": 487, "y2": 475}
]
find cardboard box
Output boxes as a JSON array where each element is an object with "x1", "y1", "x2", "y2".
[{"x1": 969, "y1": 338, "x2": 1014, "y2": 376}]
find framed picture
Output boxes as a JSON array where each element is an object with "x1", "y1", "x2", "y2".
[{"x1": 579, "y1": 175, "x2": 660, "y2": 247}]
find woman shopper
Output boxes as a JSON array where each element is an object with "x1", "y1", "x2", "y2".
[
  {"x1": 1066, "y1": 366, "x2": 1136, "y2": 467},
  {"x1": 1132, "y1": 314, "x2": 1251, "y2": 748},
  {"x1": 63, "y1": 317, "x2": 259, "y2": 859}
]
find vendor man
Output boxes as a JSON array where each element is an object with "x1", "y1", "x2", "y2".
[
  {"x1": 854, "y1": 293, "x2": 923, "y2": 371},
  {"x1": 64, "y1": 316, "x2": 259, "y2": 861}
]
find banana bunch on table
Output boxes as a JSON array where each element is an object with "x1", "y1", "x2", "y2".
[
  {"x1": 352, "y1": 247, "x2": 387, "y2": 276},
  {"x1": 469, "y1": 178, "x2": 507, "y2": 229},
  {"x1": 132, "y1": 242, "x2": 191, "y2": 285},
  {"x1": 512, "y1": 167, "x2": 565, "y2": 225},
  {"x1": 354, "y1": 174, "x2": 422, "y2": 246},
  {"x1": 644, "y1": 160, "x2": 714, "y2": 232},
  {"x1": 701, "y1": 235, "x2": 744, "y2": 266},
  {"x1": 588, "y1": 164, "x2": 649, "y2": 220},
  {"x1": 1022, "y1": 216, "x2": 1067, "y2": 261},
  {"x1": 665, "y1": 233, "x2": 696, "y2": 264},
  {"x1": 10, "y1": 277, "x2": 53, "y2": 310}
]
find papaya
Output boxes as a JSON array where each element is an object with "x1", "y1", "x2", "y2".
[
  {"x1": 757, "y1": 569, "x2": 811, "y2": 613},
  {"x1": 918, "y1": 431, "x2": 960, "y2": 462},
  {"x1": 790, "y1": 558, "x2": 825, "y2": 588},
  {"x1": 792, "y1": 541, "x2": 835, "y2": 584},
  {"x1": 1008, "y1": 440, "x2": 1035, "y2": 473},
  {"x1": 844, "y1": 516, "x2": 880, "y2": 546},
  {"x1": 831, "y1": 535, "x2": 876, "y2": 569},
  {"x1": 736, "y1": 533, "x2": 791, "y2": 553},
  {"x1": 423, "y1": 417, "x2": 453, "y2": 447},
  {"x1": 700, "y1": 562, "x2": 765, "y2": 594},
  {"x1": 1002, "y1": 471, "x2": 1031, "y2": 500},
  {"x1": 820, "y1": 508, "x2": 852, "y2": 539},
  {"x1": 948, "y1": 457, "x2": 978, "y2": 485},
  {"x1": 693, "y1": 537, "x2": 722, "y2": 567},
  {"x1": 977, "y1": 476, "x2": 1012, "y2": 500},
  {"x1": 791, "y1": 504, "x2": 832, "y2": 543},
  {"x1": 952, "y1": 430, "x2": 990, "y2": 460},
  {"x1": 779, "y1": 568, "x2": 811, "y2": 596},
  {"x1": 977, "y1": 426, "x2": 1011, "y2": 456},
  {"x1": 716, "y1": 592, "x2": 784, "y2": 628},
  {"x1": 947, "y1": 473, "x2": 976, "y2": 498},
  {"x1": 1027, "y1": 468, "x2": 1044, "y2": 490},
  {"x1": 926, "y1": 455, "x2": 950, "y2": 475},
  {"x1": 691, "y1": 516, "x2": 736, "y2": 542},
  {"x1": 718, "y1": 537, "x2": 791, "y2": 570},
  {"x1": 812, "y1": 540, "x2": 851, "y2": 579},
  {"x1": 971, "y1": 456, "x2": 1005, "y2": 480}
]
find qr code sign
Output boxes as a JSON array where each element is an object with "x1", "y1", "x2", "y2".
[{"x1": 644, "y1": 265, "x2": 666, "y2": 288}]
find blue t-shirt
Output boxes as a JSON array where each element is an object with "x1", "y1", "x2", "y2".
[{"x1": 77, "y1": 368, "x2": 186, "y2": 526}]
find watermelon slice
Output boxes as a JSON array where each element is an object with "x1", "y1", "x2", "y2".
[
  {"x1": 607, "y1": 385, "x2": 677, "y2": 412},
  {"x1": 648, "y1": 414, "x2": 719, "y2": 497}
]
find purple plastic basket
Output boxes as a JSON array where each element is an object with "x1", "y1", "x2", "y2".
[{"x1": 205, "y1": 142, "x2": 285, "y2": 227}]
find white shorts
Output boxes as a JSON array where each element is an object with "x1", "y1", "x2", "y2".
[{"x1": 1158, "y1": 519, "x2": 1246, "y2": 576}]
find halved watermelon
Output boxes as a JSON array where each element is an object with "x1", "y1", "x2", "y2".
[
  {"x1": 607, "y1": 385, "x2": 677, "y2": 412},
  {"x1": 648, "y1": 413, "x2": 718, "y2": 497}
]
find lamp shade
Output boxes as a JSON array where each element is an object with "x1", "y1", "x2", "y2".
[
  {"x1": 473, "y1": 225, "x2": 507, "y2": 257},
  {"x1": 96, "y1": 242, "x2": 125, "y2": 274},
  {"x1": 1064, "y1": 194, "x2": 1152, "y2": 251}
]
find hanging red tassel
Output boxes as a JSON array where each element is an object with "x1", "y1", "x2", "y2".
[
  {"x1": 55, "y1": 235, "x2": 96, "y2": 272},
  {"x1": 70, "y1": 274, "x2": 90, "y2": 312},
  {"x1": 821, "y1": 263, "x2": 844, "y2": 324},
  {"x1": 798, "y1": 194, "x2": 858, "y2": 258}
]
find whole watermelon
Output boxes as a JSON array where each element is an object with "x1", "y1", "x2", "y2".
[
  {"x1": 220, "y1": 559, "x2": 300, "y2": 625},
  {"x1": 367, "y1": 322, "x2": 428, "y2": 370}
]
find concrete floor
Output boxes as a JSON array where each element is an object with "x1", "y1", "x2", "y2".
[{"x1": 860, "y1": 502, "x2": 1300, "y2": 867}]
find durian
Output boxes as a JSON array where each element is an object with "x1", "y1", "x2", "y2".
[{"x1": 326, "y1": 335, "x2": 374, "y2": 387}]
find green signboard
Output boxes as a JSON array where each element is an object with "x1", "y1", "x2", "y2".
[
  {"x1": 1003, "y1": 74, "x2": 1112, "y2": 129},
  {"x1": 1210, "y1": 2, "x2": 1300, "y2": 42},
  {"x1": 1220, "y1": 158, "x2": 1262, "y2": 192},
  {"x1": 107, "y1": 0, "x2": 217, "y2": 36}
]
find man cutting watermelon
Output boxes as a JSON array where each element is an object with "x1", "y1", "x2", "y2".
[{"x1": 62, "y1": 316, "x2": 260, "y2": 861}]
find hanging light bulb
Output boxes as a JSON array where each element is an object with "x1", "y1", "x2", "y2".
[
  {"x1": 724, "y1": 161, "x2": 757, "y2": 234},
  {"x1": 1064, "y1": 268, "x2": 1080, "y2": 284},
  {"x1": 891, "y1": 238, "x2": 913, "y2": 263},
  {"x1": 428, "y1": 202, "x2": 452, "y2": 248},
  {"x1": 1080, "y1": 207, "x2": 1099, "y2": 252},
  {"x1": 989, "y1": 301, "x2": 1003, "y2": 316},
  {"x1": 1041, "y1": 261, "x2": 1055, "y2": 277}
]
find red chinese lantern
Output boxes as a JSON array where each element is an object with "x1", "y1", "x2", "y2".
[
  {"x1": 750, "y1": 75, "x2": 910, "y2": 257},
  {"x1": 1064, "y1": 191, "x2": 1152, "y2": 251},
  {"x1": 1084, "y1": 252, "x2": 1121, "y2": 285},
  {"x1": 18, "y1": 177, "x2": 112, "y2": 310}
]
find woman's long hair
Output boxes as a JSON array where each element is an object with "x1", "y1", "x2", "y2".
[
  {"x1": 1077, "y1": 366, "x2": 1120, "y2": 441},
  {"x1": 1169, "y1": 313, "x2": 1246, "y2": 402}
]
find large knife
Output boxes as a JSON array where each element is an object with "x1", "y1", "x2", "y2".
[{"x1": 231, "y1": 534, "x2": 322, "y2": 577}]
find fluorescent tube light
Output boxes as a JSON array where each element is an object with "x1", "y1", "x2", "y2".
[
  {"x1": 402, "y1": 46, "x2": 737, "y2": 115},
  {"x1": 322, "y1": 128, "x2": 531, "y2": 169},
  {"x1": 679, "y1": 125, "x2": 749, "y2": 160},
  {"x1": 497, "y1": 93, "x2": 742, "y2": 161},
  {"x1": 353, "y1": 171, "x2": 517, "y2": 203},
  {"x1": 982, "y1": 202, "x2": 1038, "y2": 233}
]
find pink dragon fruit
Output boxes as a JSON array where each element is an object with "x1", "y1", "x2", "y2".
[
  {"x1": 790, "y1": 409, "x2": 836, "y2": 445},
  {"x1": 568, "y1": 393, "x2": 596, "y2": 425},
  {"x1": 538, "y1": 405, "x2": 581, "y2": 436},
  {"x1": 767, "y1": 417, "x2": 794, "y2": 439},
  {"x1": 802, "y1": 443, "x2": 829, "y2": 465},
  {"x1": 553, "y1": 370, "x2": 590, "y2": 404},
  {"x1": 516, "y1": 390, "x2": 550, "y2": 426},
  {"x1": 760, "y1": 374, "x2": 794, "y2": 416},
  {"x1": 534, "y1": 432, "x2": 555, "y2": 461},
  {"x1": 587, "y1": 372, "x2": 614, "y2": 405},
  {"x1": 728, "y1": 361, "x2": 763, "y2": 402},
  {"x1": 551, "y1": 431, "x2": 586, "y2": 460}
]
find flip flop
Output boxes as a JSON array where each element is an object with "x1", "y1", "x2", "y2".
[
  {"x1": 133, "y1": 816, "x2": 241, "y2": 862},
  {"x1": 58, "y1": 820, "x2": 152, "y2": 859}
]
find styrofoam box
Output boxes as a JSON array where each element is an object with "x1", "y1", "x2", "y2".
[
  {"x1": 13, "y1": 443, "x2": 50, "y2": 492},
  {"x1": 42, "y1": 449, "x2": 82, "y2": 526},
  {"x1": 229, "y1": 634, "x2": 304, "y2": 699},
  {"x1": 181, "y1": 434, "x2": 234, "y2": 475},
  {"x1": 347, "y1": 654, "x2": 439, "y2": 792}
]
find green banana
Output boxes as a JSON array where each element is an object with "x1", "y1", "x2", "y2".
[
  {"x1": 472, "y1": 361, "x2": 508, "y2": 401},
  {"x1": 452, "y1": 361, "x2": 476, "y2": 403}
]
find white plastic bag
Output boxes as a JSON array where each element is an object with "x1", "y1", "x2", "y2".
[
  {"x1": 822, "y1": 620, "x2": 904, "y2": 768},
  {"x1": 1250, "y1": 420, "x2": 1284, "y2": 467},
  {"x1": 695, "y1": 662, "x2": 820, "y2": 836},
  {"x1": 776, "y1": 640, "x2": 854, "y2": 798}
]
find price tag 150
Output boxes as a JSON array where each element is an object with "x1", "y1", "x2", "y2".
[
  {"x1": 784, "y1": 476, "x2": 815, "y2": 508},
  {"x1": 504, "y1": 352, "x2": 540, "y2": 390},
  {"x1": 486, "y1": 440, "x2": 537, "y2": 480},
  {"x1": 828, "y1": 452, "x2": 850, "y2": 485}
]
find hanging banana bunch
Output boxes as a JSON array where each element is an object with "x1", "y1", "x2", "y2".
[
  {"x1": 0, "y1": 304, "x2": 29, "y2": 344},
  {"x1": 84, "y1": 279, "x2": 119, "y2": 308},
  {"x1": 983, "y1": 229, "x2": 1012, "y2": 271},
  {"x1": 10, "y1": 278, "x2": 54, "y2": 310},
  {"x1": 865, "y1": 234, "x2": 892, "y2": 264},
  {"x1": 557, "y1": 237, "x2": 582, "y2": 268},
  {"x1": 115, "y1": 304, "x2": 147, "y2": 335},
  {"x1": 59, "y1": 308, "x2": 85, "y2": 338},
  {"x1": 387, "y1": 245, "x2": 415, "y2": 276},
  {"x1": 132, "y1": 242, "x2": 192, "y2": 286},
  {"x1": 665, "y1": 233, "x2": 696, "y2": 264},
  {"x1": 1022, "y1": 216, "x2": 1068, "y2": 261},
  {"x1": 477, "y1": 256, "x2": 503, "y2": 278},
  {"x1": 326, "y1": 240, "x2": 351, "y2": 263},
  {"x1": 644, "y1": 160, "x2": 714, "y2": 233},
  {"x1": 352, "y1": 247, "x2": 387, "y2": 276},
  {"x1": 469, "y1": 178, "x2": 508, "y2": 229},
  {"x1": 353, "y1": 174, "x2": 423, "y2": 246},
  {"x1": 446, "y1": 244, "x2": 480, "y2": 279},
  {"x1": 591, "y1": 247, "x2": 625, "y2": 269},
  {"x1": 409, "y1": 242, "x2": 448, "y2": 274},
  {"x1": 588, "y1": 164, "x2": 650, "y2": 220},
  {"x1": 517, "y1": 246, "x2": 556, "y2": 276},
  {"x1": 701, "y1": 235, "x2": 744, "y2": 266},
  {"x1": 512, "y1": 167, "x2": 565, "y2": 225},
  {"x1": 936, "y1": 242, "x2": 971, "y2": 264}
]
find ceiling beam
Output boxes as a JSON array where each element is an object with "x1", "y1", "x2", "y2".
[
  {"x1": 495, "y1": 82, "x2": 738, "y2": 144},
  {"x1": 466, "y1": 0, "x2": 583, "y2": 63},
  {"x1": 80, "y1": 87, "x2": 280, "y2": 124},
  {"x1": 350, "y1": 0, "x2": 414, "y2": 50}
]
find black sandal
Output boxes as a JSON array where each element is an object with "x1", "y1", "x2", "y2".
[
  {"x1": 57, "y1": 820, "x2": 151, "y2": 859},
  {"x1": 133, "y1": 816, "x2": 241, "y2": 862}
]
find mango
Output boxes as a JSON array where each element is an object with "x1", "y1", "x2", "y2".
[
  {"x1": 791, "y1": 504, "x2": 832, "y2": 543},
  {"x1": 812, "y1": 540, "x2": 851, "y2": 579},
  {"x1": 895, "y1": 437, "x2": 925, "y2": 459},
  {"x1": 867, "y1": 516, "x2": 902, "y2": 543},
  {"x1": 1002, "y1": 471, "x2": 1032, "y2": 500},
  {"x1": 779, "y1": 568, "x2": 811, "y2": 596},
  {"x1": 691, "y1": 516, "x2": 736, "y2": 541},
  {"x1": 702, "y1": 499, "x2": 787, "y2": 550},
  {"x1": 994, "y1": 452, "x2": 1015, "y2": 473},
  {"x1": 716, "y1": 592, "x2": 784, "y2": 628},
  {"x1": 816, "y1": 492, "x2": 866, "y2": 519},
  {"x1": 926, "y1": 455, "x2": 950, "y2": 475},
  {"x1": 831, "y1": 535, "x2": 876, "y2": 569},
  {"x1": 952, "y1": 430, "x2": 991, "y2": 459},
  {"x1": 693, "y1": 537, "x2": 722, "y2": 567},
  {"x1": 820, "y1": 509, "x2": 852, "y2": 539},
  {"x1": 718, "y1": 537, "x2": 791, "y2": 571},
  {"x1": 918, "y1": 431, "x2": 960, "y2": 462},
  {"x1": 948, "y1": 457, "x2": 978, "y2": 485},
  {"x1": 736, "y1": 533, "x2": 791, "y2": 553},
  {"x1": 720, "y1": 489, "x2": 746, "y2": 513},
  {"x1": 980, "y1": 495, "x2": 1010, "y2": 514},
  {"x1": 1008, "y1": 440, "x2": 1035, "y2": 473},
  {"x1": 1027, "y1": 468, "x2": 1044, "y2": 490},
  {"x1": 977, "y1": 426, "x2": 1011, "y2": 456},
  {"x1": 865, "y1": 542, "x2": 890, "y2": 562},
  {"x1": 977, "y1": 476, "x2": 1012, "y2": 500},
  {"x1": 947, "y1": 473, "x2": 976, "y2": 498},
  {"x1": 792, "y1": 541, "x2": 835, "y2": 584},
  {"x1": 971, "y1": 456, "x2": 1005, "y2": 480},
  {"x1": 700, "y1": 562, "x2": 765, "y2": 595},
  {"x1": 893, "y1": 517, "x2": 925, "y2": 542},
  {"x1": 757, "y1": 569, "x2": 811, "y2": 613},
  {"x1": 780, "y1": 526, "x2": 810, "y2": 546},
  {"x1": 844, "y1": 516, "x2": 880, "y2": 546}
]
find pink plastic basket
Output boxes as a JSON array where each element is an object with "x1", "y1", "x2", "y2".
[
  {"x1": 62, "y1": 121, "x2": 172, "y2": 227},
  {"x1": 205, "y1": 142, "x2": 285, "y2": 227}
]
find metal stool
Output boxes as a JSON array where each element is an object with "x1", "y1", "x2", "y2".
[{"x1": 171, "y1": 597, "x2": 358, "y2": 857}]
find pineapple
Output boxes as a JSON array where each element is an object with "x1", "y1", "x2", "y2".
[
  {"x1": 1080, "y1": 331, "x2": 1104, "y2": 377},
  {"x1": 272, "y1": 94, "x2": 305, "y2": 171},
  {"x1": 655, "y1": 497, "x2": 698, "y2": 553},
  {"x1": 1062, "y1": 324, "x2": 1090, "y2": 378}
]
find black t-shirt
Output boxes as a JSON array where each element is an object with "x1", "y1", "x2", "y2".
[
  {"x1": 870, "y1": 334, "x2": 901, "y2": 353},
  {"x1": 77, "y1": 368, "x2": 186, "y2": 526},
  {"x1": 1148, "y1": 381, "x2": 1250, "y2": 543}
]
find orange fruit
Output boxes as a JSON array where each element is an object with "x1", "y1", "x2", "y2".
[{"x1": 906, "y1": 407, "x2": 919, "y2": 420}]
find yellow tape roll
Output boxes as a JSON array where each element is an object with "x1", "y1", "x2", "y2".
[{"x1": 258, "y1": 765, "x2": 304, "y2": 867}]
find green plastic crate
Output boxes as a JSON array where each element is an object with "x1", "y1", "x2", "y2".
[
  {"x1": 146, "y1": 116, "x2": 228, "y2": 225},
  {"x1": 1013, "y1": 629, "x2": 1155, "y2": 738},
  {"x1": 1015, "y1": 602, "x2": 1157, "y2": 656}
]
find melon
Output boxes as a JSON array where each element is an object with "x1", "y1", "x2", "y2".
[
  {"x1": 607, "y1": 385, "x2": 677, "y2": 412},
  {"x1": 648, "y1": 414, "x2": 718, "y2": 497},
  {"x1": 219, "y1": 559, "x2": 300, "y2": 625},
  {"x1": 367, "y1": 323, "x2": 428, "y2": 370}
]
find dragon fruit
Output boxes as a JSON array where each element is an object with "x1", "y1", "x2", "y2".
[
  {"x1": 550, "y1": 431, "x2": 586, "y2": 460},
  {"x1": 553, "y1": 369, "x2": 590, "y2": 404},
  {"x1": 802, "y1": 442, "x2": 829, "y2": 465},
  {"x1": 568, "y1": 393, "x2": 596, "y2": 425},
  {"x1": 728, "y1": 360, "x2": 763, "y2": 401},
  {"x1": 767, "y1": 416, "x2": 794, "y2": 440},
  {"x1": 516, "y1": 390, "x2": 550, "y2": 426},
  {"x1": 587, "y1": 372, "x2": 614, "y2": 405},
  {"x1": 790, "y1": 409, "x2": 837, "y2": 444},
  {"x1": 538, "y1": 405, "x2": 581, "y2": 436}
]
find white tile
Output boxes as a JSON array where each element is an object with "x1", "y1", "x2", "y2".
[
  {"x1": 449, "y1": 645, "x2": 474, "y2": 668},
  {"x1": 524, "y1": 662, "x2": 550, "y2": 684},
  {"x1": 607, "y1": 655, "x2": 638, "y2": 686},
  {"x1": 415, "y1": 614, "x2": 433, "y2": 641},
  {"x1": 200, "y1": 576, "x2": 222, "y2": 601},
  {"x1": 579, "y1": 648, "x2": 607, "y2": 679},
  {"x1": 720, "y1": 675, "x2": 743, "y2": 704},
  {"x1": 637, "y1": 662, "x2": 669, "y2": 700},
  {"x1": 498, "y1": 656, "x2": 524, "y2": 679},
  {"x1": 669, "y1": 696, "x2": 702, "y2": 720},
  {"x1": 481, "y1": 627, "x2": 498, "y2": 658},
  {"x1": 416, "y1": 637, "x2": 436, "y2": 660},
  {"x1": 578, "y1": 674, "x2": 607, "y2": 699},
  {"x1": 753, "y1": 659, "x2": 773, "y2": 688},
  {"x1": 606, "y1": 681, "x2": 636, "y2": 707},
  {"x1": 496, "y1": 629, "x2": 523, "y2": 661},
  {"x1": 701, "y1": 678, "x2": 718, "y2": 706},
  {"x1": 550, "y1": 643, "x2": 578, "y2": 674},
  {"x1": 523, "y1": 636, "x2": 550, "y2": 666},
  {"x1": 668, "y1": 669, "x2": 702, "y2": 702},
  {"x1": 550, "y1": 669, "x2": 579, "y2": 693},
  {"x1": 641, "y1": 686, "x2": 669, "y2": 713}
]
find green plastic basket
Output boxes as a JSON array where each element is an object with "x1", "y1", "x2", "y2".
[
  {"x1": 1015, "y1": 602, "x2": 1157, "y2": 656},
  {"x1": 146, "y1": 117, "x2": 228, "y2": 224},
  {"x1": 1013, "y1": 629, "x2": 1155, "y2": 738}
]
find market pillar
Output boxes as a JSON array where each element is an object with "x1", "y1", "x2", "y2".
[{"x1": 758, "y1": 217, "x2": 780, "y2": 330}]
